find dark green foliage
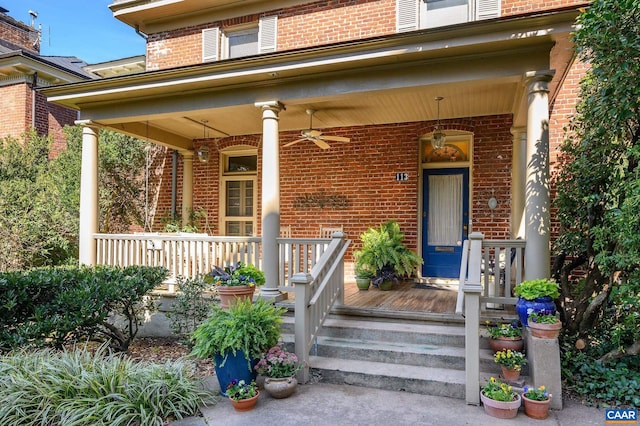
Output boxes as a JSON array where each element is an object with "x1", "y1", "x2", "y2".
[
  {"x1": 166, "y1": 276, "x2": 215, "y2": 342},
  {"x1": 0, "y1": 265, "x2": 167, "y2": 353},
  {"x1": 0, "y1": 127, "x2": 150, "y2": 270},
  {"x1": 0, "y1": 131, "x2": 78, "y2": 269},
  {"x1": 552, "y1": 1, "x2": 640, "y2": 405},
  {"x1": 0, "y1": 346, "x2": 215, "y2": 426}
]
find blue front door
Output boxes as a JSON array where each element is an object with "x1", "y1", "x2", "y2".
[{"x1": 422, "y1": 168, "x2": 469, "y2": 278}]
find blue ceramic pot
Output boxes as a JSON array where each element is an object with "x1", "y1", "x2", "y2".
[
  {"x1": 214, "y1": 350, "x2": 257, "y2": 396},
  {"x1": 516, "y1": 296, "x2": 556, "y2": 326}
]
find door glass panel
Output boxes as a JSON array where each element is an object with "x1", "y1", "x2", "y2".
[
  {"x1": 226, "y1": 181, "x2": 253, "y2": 217},
  {"x1": 428, "y1": 174, "x2": 462, "y2": 246}
]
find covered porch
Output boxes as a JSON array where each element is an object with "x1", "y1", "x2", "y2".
[{"x1": 41, "y1": 8, "x2": 578, "y2": 407}]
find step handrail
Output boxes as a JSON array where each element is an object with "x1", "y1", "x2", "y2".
[{"x1": 286, "y1": 232, "x2": 350, "y2": 383}]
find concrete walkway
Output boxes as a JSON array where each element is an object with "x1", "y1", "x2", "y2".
[{"x1": 171, "y1": 380, "x2": 605, "y2": 426}]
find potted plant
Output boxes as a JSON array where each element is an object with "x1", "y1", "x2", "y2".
[
  {"x1": 205, "y1": 262, "x2": 266, "y2": 308},
  {"x1": 513, "y1": 279, "x2": 560, "y2": 326},
  {"x1": 255, "y1": 343, "x2": 302, "y2": 399},
  {"x1": 522, "y1": 385, "x2": 552, "y2": 419},
  {"x1": 527, "y1": 309, "x2": 562, "y2": 339},
  {"x1": 226, "y1": 379, "x2": 259, "y2": 411},
  {"x1": 485, "y1": 321, "x2": 524, "y2": 353},
  {"x1": 190, "y1": 298, "x2": 285, "y2": 395},
  {"x1": 353, "y1": 220, "x2": 422, "y2": 291},
  {"x1": 354, "y1": 264, "x2": 373, "y2": 291},
  {"x1": 480, "y1": 377, "x2": 521, "y2": 419},
  {"x1": 493, "y1": 349, "x2": 527, "y2": 382}
]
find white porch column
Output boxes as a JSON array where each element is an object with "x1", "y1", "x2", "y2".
[
  {"x1": 524, "y1": 71, "x2": 554, "y2": 280},
  {"x1": 511, "y1": 127, "x2": 526, "y2": 239},
  {"x1": 256, "y1": 100, "x2": 286, "y2": 301},
  {"x1": 78, "y1": 123, "x2": 99, "y2": 266},
  {"x1": 182, "y1": 152, "x2": 194, "y2": 225}
]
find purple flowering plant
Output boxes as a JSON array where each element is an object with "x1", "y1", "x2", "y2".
[
  {"x1": 226, "y1": 379, "x2": 258, "y2": 401},
  {"x1": 528, "y1": 309, "x2": 560, "y2": 324},
  {"x1": 486, "y1": 320, "x2": 522, "y2": 339},
  {"x1": 523, "y1": 385, "x2": 551, "y2": 401},
  {"x1": 254, "y1": 344, "x2": 302, "y2": 378}
]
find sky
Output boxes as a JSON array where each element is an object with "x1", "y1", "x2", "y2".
[{"x1": 2, "y1": 0, "x2": 146, "y2": 64}]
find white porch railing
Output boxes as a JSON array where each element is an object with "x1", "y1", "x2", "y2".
[
  {"x1": 456, "y1": 232, "x2": 525, "y2": 405},
  {"x1": 95, "y1": 233, "x2": 261, "y2": 288},
  {"x1": 279, "y1": 233, "x2": 351, "y2": 383},
  {"x1": 277, "y1": 237, "x2": 332, "y2": 285}
]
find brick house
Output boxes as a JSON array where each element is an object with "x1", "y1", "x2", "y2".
[
  {"x1": 0, "y1": 7, "x2": 96, "y2": 154},
  {"x1": 44, "y1": 0, "x2": 588, "y2": 284},
  {"x1": 0, "y1": 7, "x2": 146, "y2": 155},
  {"x1": 42, "y1": 1, "x2": 590, "y2": 404}
]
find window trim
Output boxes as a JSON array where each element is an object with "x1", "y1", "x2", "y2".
[{"x1": 219, "y1": 147, "x2": 258, "y2": 236}]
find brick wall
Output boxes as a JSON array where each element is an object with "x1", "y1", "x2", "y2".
[
  {"x1": 149, "y1": 115, "x2": 513, "y2": 259},
  {"x1": 501, "y1": 0, "x2": 588, "y2": 17},
  {"x1": 146, "y1": 0, "x2": 585, "y2": 71},
  {"x1": 0, "y1": 83, "x2": 30, "y2": 139},
  {"x1": 0, "y1": 15, "x2": 39, "y2": 53}
]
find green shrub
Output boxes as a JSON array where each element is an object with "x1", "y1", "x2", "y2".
[
  {"x1": 0, "y1": 265, "x2": 167, "y2": 352},
  {"x1": 0, "y1": 345, "x2": 215, "y2": 426},
  {"x1": 166, "y1": 276, "x2": 214, "y2": 343}
]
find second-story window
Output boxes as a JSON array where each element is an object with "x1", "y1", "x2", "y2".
[
  {"x1": 202, "y1": 16, "x2": 277, "y2": 63},
  {"x1": 224, "y1": 26, "x2": 259, "y2": 59},
  {"x1": 397, "y1": 0, "x2": 500, "y2": 32}
]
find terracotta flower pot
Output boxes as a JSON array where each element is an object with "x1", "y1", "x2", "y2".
[
  {"x1": 523, "y1": 394, "x2": 551, "y2": 419},
  {"x1": 480, "y1": 391, "x2": 521, "y2": 419},
  {"x1": 217, "y1": 285, "x2": 255, "y2": 309},
  {"x1": 528, "y1": 320, "x2": 562, "y2": 339},
  {"x1": 229, "y1": 391, "x2": 259, "y2": 412},
  {"x1": 500, "y1": 365, "x2": 521, "y2": 382},
  {"x1": 489, "y1": 337, "x2": 524, "y2": 353},
  {"x1": 264, "y1": 376, "x2": 298, "y2": 399}
]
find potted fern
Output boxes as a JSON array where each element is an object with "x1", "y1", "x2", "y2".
[
  {"x1": 190, "y1": 298, "x2": 285, "y2": 395},
  {"x1": 354, "y1": 220, "x2": 422, "y2": 291}
]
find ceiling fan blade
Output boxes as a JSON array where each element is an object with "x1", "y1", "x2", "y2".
[
  {"x1": 321, "y1": 135, "x2": 350, "y2": 142},
  {"x1": 284, "y1": 138, "x2": 307, "y2": 147},
  {"x1": 313, "y1": 139, "x2": 331, "y2": 150}
]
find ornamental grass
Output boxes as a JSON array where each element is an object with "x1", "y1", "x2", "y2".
[{"x1": 0, "y1": 345, "x2": 215, "y2": 426}]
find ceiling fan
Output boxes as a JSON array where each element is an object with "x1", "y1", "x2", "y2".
[{"x1": 284, "y1": 109, "x2": 350, "y2": 150}]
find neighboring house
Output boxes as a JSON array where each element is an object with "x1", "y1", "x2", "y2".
[
  {"x1": 42, "y1": 0, "x2": 589, "y2": 284},
  {"x1": 0, "y1": 7, "x2": 145, "y2": 155}
]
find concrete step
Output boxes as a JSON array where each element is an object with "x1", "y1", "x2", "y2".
[{"x1": 280, "y1": 313, "x2": 528, "y2": 398}]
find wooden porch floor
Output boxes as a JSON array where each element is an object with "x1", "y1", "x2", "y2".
[
  {"x1": 279, "y1": 279, "x2": 516, "y2": 321},
  {"x1": 342, "y1": 280, "x2": 458, "y2": 314}
]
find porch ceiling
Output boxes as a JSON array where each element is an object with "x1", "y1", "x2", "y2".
[{"x1": 43, "y1": 8, "x2": 579, "y2": 151}]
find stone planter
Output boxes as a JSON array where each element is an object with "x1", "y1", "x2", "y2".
[
  {"x1": 480, "y1": 391, "x2": 521, "y2": 419},
  {"x1": 263, "y1": 376, "x2": 298, "y2": 399},
  {"x1": 528, "y1": 320, "x2": 562, "y2": 339}
]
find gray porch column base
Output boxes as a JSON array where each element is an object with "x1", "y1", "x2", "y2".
[{"x1": 524, "y1": 328, "x2": 563, "y2": 410}]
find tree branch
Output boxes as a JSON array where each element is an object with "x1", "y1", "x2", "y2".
[{"x1": 598, "y1": 339, "x2": 640, "y2": 363}]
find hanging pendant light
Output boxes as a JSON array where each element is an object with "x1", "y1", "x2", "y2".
[
  {"x1": 432, "y1": 97, "x2": 446, "y2": 150},
  {"x1": 197, "y1": 119, "x2": 210, "y2": 162}
]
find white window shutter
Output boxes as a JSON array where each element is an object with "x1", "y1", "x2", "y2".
[
  {"x1": 476, "y1": 0, "x2": 500, "y2": 20},
  {"x1": 397, "y1": 0, "x2": 419, "y2": 32},
  {"x1": 259, "y1": 16, "x2": 277, "y2": 53},
  {"x1": 202, "y1": 27, "x2": 219, "y2": 62}
]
